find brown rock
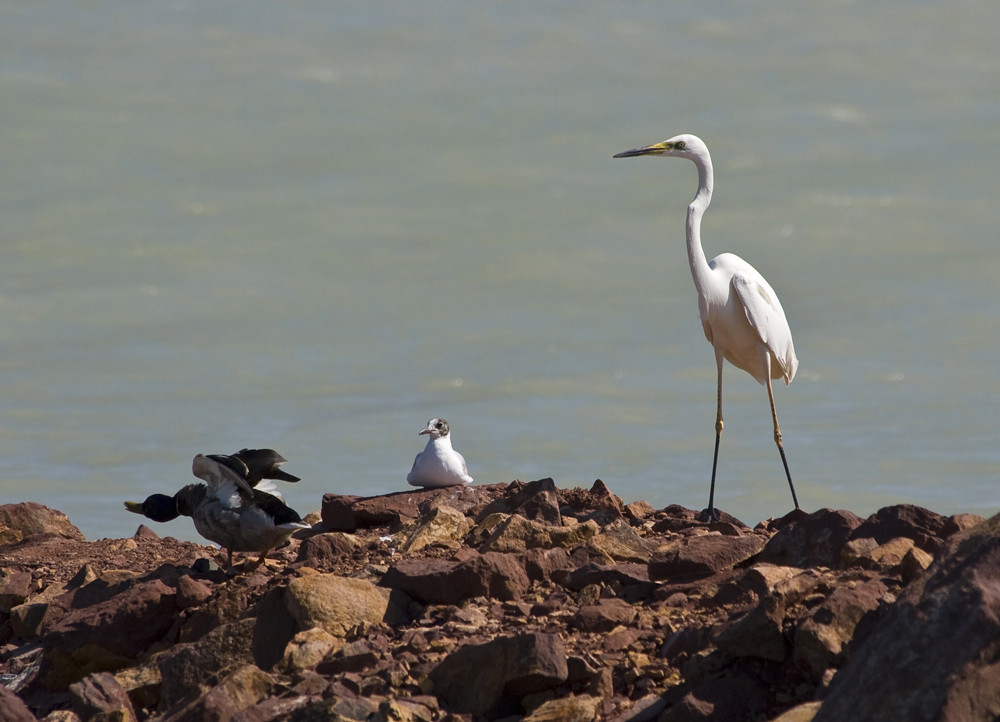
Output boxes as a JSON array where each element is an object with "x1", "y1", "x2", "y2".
[
  {"x1": 0, "y1": 685, "x2": 37, "y2": 722},
  {"x1": 523, "y1": 693, "x2": 602, "y2": 721},
  {"x1": 793, "y1": 574, "x2": 890, "y2": 678},
  {"x1": 69, "y1": 671, "x2": 138, "y2": 722},
  {"x1": 0, "y1": 571, "x2": 32, "y2": 613},
  {"x1": 574, "y1": 598, "x2": 637, "y2": 633},
  {"x1": 397, "y1": 505, "x2": 472, "y2": 553},
  {"x1": 321, "y1": 484, "x2": 503, "y2": 531},
  {"x1": 175, "y1": 575, "x2": 213, "y2": 609},
  {"x1": 284, "y1": 573, "x2": 390, "y2": 638},
  {"x1": 757, "y1": 508, "x2": 864, "y2": 568},
  {"x1": 586, "y1": 519, "x2": 656, "y2": 564},
  {"x1": 661, "y1": 667, "x2": 769, "y2": 722},
  {"x1": 850, "y1": 504, "x2": 949, "y2": 553},
  {"x1": 649, "y1": 533, "x2": 765, "y2": 580},
  {"x1": 477, "y1": 478, "x2": 563, "y2": 525},
  {"x1": 295, "y1": 532, "x2": 359, "y2": 566},
  {"x1": 0, "y1": 502, "x2": 85, "y2": 545},
  {"x1": 160, "y1": 663, "x2": 273, "y2": 722},
  {"x1": 380, "y1": 551, "x2": 530, "y2": 603},
  {"x1": 430, "y1": 632, "x2": 568, "y2": 715},
  {"x1": 715, "y1": 596, "x2": 787, "y2": 662},
  {"x1": 814, "y1": 513, "x2": 1000, "y2": 722},
  {"x1": 157, "y1": 618, "x2": 256, "y2": 710},
  {"x1": 39, "y1": 579, "x2": 178, "y2": 688}
]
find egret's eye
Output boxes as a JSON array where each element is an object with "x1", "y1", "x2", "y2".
[{"x1": 675, "y1": 140, "x2": 686, "y2": 149}]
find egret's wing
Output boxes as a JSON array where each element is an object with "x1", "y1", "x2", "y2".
[{"x1": 731, "y1": 273, "x2": 798, "y2": 383}]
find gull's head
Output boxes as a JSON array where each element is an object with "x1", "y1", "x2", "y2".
[
  {"x1": 419, "y1": 417, "x2": 450, "y2": 439},
  {"x1": 613, "y1": 133, "x2": 708, "y2": 161}
]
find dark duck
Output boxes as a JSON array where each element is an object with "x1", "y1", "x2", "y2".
[{"x1": 125, "y1": 451, "x2": 310, "y2": 572}]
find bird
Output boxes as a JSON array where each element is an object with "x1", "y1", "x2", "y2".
[
  {"x1": 231, "y1": 448, "x2": 301, "y2": 487},
  {"x1": 406, "y1": 417, "x2": 474, "y2": 488},
  {"x1": 613, "y1": 133, "x2": 800, "y2": 521},
  {"x1": 124, "y1": 453, "x2": 310, "y2": 572}
]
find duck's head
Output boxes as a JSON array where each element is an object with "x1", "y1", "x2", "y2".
[{"x1": 124, "y1": 493, "x2": 180, "y2": 523}]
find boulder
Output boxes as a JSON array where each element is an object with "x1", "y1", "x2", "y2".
[
  {"x1": 0, "y1": 502, "x2": 85, "y2": 545},
  {"x1": 476, "y1": 478, "x2": 563, "y2": 525},
  {"x1": 849, "y1": 504, "x2": 949, "y2": 553},
  {"x1": 0, "y1": 571, "x2": 32, "y2": 613},
  {"x1": 479, "y1": 515, "x2": 599, "y2": 553},
  {"x1": 380, "y1": 552, "x2": 530, "y2": 604},
  {"x1": 157, "y1": 618, "x2": 256, "y2": 710},
  {"x1": 649, "y1": 533, "x2": 765, "y2": 580},
  {"x1": 523, "y1": 693, "x2": 602, "y2": 721},
  {"x1": 68, "y1": 671, "x2": 138, "y2": 722},
  {"x1": 586, "y1": 519, "x2": 656, "y2": 564},
  {"x1": 396, "y1": 505, "x2": 472, "y2": 553},
  {"x1": 757, "y1": 509, "x2": 863, "y2": 569},
  {"x1": 573, "y1": 598, "x2": 637, "y2": 633},
  {"x1": 815, "y1": 512, "x2": 1000, "y2": 722},
  {"x1": 39, "y1": 578, "x2": 178, "y2": 688},
  {"x1": 321, "y1": 484, "x2": 505, "y2": 531},
  {"x1": 792, "y1": 573, "x2": 891, "y2": 678},
  {"x1": 295, "y1": 532, "x2": 359, "y2": 567},
  {"x1": 284, "y1": 573, "x2": 390, "y2": 638},
  {"x1": 0, "y1": 686, "x2": 37, "y2": 722},
  {"x1": 430, "y1": 632, "x2": 568, "y2": 715},
  {"x1": 159, "y1": 663, "x2": 274, "y2": 722}
]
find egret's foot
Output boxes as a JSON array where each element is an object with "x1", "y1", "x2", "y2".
[{"x1": 697, "y1": 507, "x2": 720, "y2": 523}]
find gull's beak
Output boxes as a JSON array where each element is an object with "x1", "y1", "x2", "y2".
[
  {"x1": 124, "y1": 501, "x2": 144, "y2": 514},
  {"x1": 418, "y1": 428, "x2": 432, "y2": 436},
  {"x1": 613, "y1": 141, "x2": 669, "y2": 158}
]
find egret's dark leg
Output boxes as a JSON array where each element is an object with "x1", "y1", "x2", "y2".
[
  {"x1": 765, "y1": 360, "x2": 799, "y2": 510},
  {"x1": 705, "y1": 355, "x2": 725, "y2": 521}
]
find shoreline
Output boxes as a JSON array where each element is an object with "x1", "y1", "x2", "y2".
[{"x1": 1, "y1": 479, "x2": 997, "y2": 721}]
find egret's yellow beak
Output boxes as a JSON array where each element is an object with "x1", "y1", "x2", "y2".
[{"x1": 613, "y1": 141, "x2": 670, "y2": 159}]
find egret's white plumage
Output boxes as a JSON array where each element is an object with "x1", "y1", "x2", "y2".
[
  {"x1": 407, "y1": 417, "x2": 474, "y2": 488},
  {"x1": 614, "y1": 133, "x2": 800, "y2": 520}
]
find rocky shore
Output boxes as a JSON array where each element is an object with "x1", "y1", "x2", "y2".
[{"x1": 2, "y1": 479, "x2": 999, "y2": 721}]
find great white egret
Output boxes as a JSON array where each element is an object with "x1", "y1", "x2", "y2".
[{"x1": 613, "y1": 134, "x2": 800, "y2": 520}]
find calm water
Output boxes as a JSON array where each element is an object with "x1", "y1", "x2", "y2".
[{"x1": 2, "y1": 2, "x2": 999, "y2": 543}]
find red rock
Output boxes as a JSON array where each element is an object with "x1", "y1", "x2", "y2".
[
  {"x1": 715, "y1": 596, "x2": 787, "y2": 662},
  {"x1": 793, "y1": 573, "x2": 891, "y2": 678},
  {"x1": 175, "y1": 575, "x2": 213, "y2": 609},
  {"x1": 321, "y1": 484, "x2": 506, "y2": 532},
  {"x1": 380, "y1": 552, "x2": 529, "y2": 603},
  {"x1": 756, "y1": 508, "x2": 864, "y2": 569},
  {"x1": 0, "y1": 686, "x2": 36, "y2": 722},
  {"x1": 69, "y1": 671, "x2": 138, "y2": 722},
  {"x1": 661, "y1": 668, "x2": 769, "y2": 721},
  {"x1": 520, "y1": 547, "x2": 573, "y2": 582},
  {"x1": 429, "y1": 632, "x2": 568, "y2": 715},
  {"x1": 39, "y1": 578, "x2": 179, "y2": 687},
  {"x1": 0, "y1": 502, "x2": 85, "y2": 545},
  {"x1": 476, "y1": 478, "x2": 563, "y2": 525},
  {"x1": 649, "y1": 534, "x2": 766, "y2": 580},
  {"x1": 295, "y1": 532, "x2": 358, "y2": 566},
  {"x1": 574, "y1": 598, "x2": 637, "y2": 633},
  {"x1": 850, "y1": 504, "x2": 949, "y2": 553},
  {"x1": 0, "y1": 572, "x2": 32, "y2": 613},
  {"x1": 815, "y1": 512, "x2": 1000, "y2": 722}
]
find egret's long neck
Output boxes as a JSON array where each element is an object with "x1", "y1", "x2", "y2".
[{"x1": 685, "y1": 154, "x2": 714, "y2": 295}]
